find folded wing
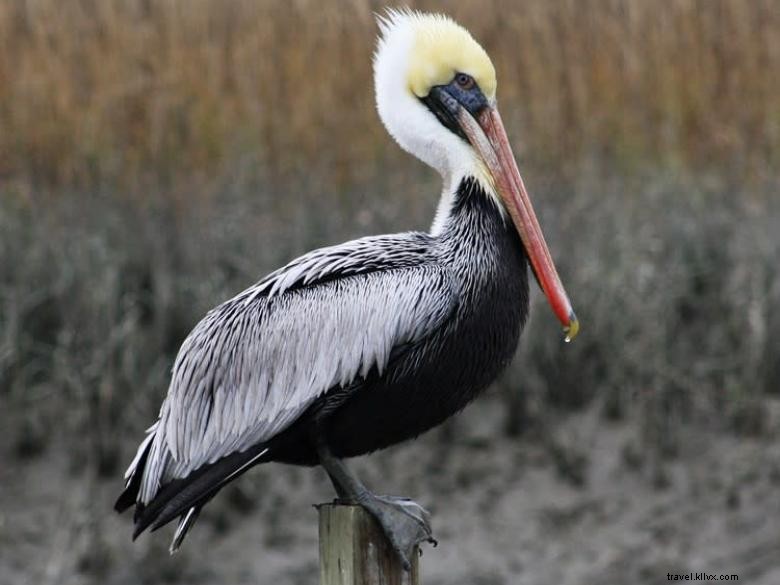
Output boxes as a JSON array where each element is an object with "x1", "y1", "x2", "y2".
[{"x1": 133, "y1": 233, "x2": 458, "y2": 505}]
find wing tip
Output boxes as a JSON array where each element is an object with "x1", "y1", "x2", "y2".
[{"x1": 169, "y1": 507, "x2": 201, "y2": 554}]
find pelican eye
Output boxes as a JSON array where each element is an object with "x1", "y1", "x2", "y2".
[{"x1": 455, "y1": 73, "x2": 475, "y2": 91}]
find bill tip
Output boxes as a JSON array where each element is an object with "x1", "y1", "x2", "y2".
[{"x1": 564, "y1": 311, "x2": 579, "y2": 343}]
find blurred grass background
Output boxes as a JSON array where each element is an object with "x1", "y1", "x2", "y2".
[{"x1": 1, "y1": 1, "x2": 779, "y2": 583}]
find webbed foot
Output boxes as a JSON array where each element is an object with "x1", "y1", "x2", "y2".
[
  {"x1": 316, "y1": 441, "x2": 437, "y2": 571},
  {"x1": 360, "y1": 494, "x2": 436, "y2": 570}
]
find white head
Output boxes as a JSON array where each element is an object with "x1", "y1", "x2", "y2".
[
  {"x1": 374, "y1": 11, "x2": 495, "y2": 190},
  {"x1": 373, "y1": 10, "x2": 579, "y2": 340}
]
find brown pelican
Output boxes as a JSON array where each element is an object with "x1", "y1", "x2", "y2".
[{"x1": 116, "y1": 10, "x2": 578, "y2": 569}]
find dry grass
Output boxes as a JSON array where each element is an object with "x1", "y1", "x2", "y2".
[{"x1": 1, "y1": 0, "x2": 778, "y2": 191}]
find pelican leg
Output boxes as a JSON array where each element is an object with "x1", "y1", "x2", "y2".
[{"x1": 317, "y1": 442, "x2": 435, "y2": 570}]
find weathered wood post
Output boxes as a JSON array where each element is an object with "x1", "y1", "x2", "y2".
[{"x1": 318, "y1": 504, "x2": 420, "y2": 585}]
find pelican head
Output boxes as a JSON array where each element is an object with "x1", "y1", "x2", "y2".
[{"x1": 374, "y1": 10, "x2": 579, "y2": 341}]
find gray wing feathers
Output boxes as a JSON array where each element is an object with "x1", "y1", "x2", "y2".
[{"x1": 136, "y1": 241, "x2": 457, "y2": 503}]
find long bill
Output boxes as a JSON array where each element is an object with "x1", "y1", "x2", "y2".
[{"x1": 458, "y1": 104, "x2": 579, "y2": 341}]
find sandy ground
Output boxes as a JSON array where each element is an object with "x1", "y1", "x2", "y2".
[{"x1": 2, "y1": 396, "x2": 780, "y2": 585}]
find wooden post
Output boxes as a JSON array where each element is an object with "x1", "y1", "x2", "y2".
[{"x1": 318, "y1": 504, "x2": 420, "y2": 585}]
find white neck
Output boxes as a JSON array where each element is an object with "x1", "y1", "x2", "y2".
[{"x1": 429, "y1": 174, "x2": 464, "y2": 235}]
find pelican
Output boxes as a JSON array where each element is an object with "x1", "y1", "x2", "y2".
[{"x1": 116, "y1": 10, "x2": 578, "y2": 569}]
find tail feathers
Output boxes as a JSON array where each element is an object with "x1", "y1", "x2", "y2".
[
  {"x1": 170, "y1": 507, "x2": 201, "y2": 554},
  {"x1": 127, "y1": 441, "x2": 272, "y2": 549}
]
